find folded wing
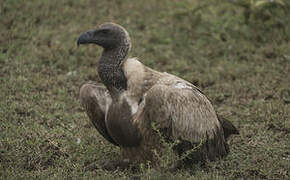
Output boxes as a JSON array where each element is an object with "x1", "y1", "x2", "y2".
[{"x1": 140, "y1": 77, "x2": 228, "y2": 159}]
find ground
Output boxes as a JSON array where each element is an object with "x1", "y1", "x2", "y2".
[{"x1": 0, "y1": 0, "x2": 289, "y2": 179}]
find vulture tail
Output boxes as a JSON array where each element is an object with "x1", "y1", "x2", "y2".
[{"x1": 218, "y1": 115, "x2": 239, "y2": 140}]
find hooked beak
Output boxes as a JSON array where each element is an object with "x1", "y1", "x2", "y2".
[{"x1": 77, "y1": 30, "x2": 95, "y2": 47}]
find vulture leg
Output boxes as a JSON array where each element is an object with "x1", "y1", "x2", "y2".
[{"x1": 80, "y1": 82, "x2": 118, "y2": 146}]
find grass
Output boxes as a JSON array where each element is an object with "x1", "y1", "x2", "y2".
[{"x1": 1, "y1": 0, "x2": 289, "y2": 179}]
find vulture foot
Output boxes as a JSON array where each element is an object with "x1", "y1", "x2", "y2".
[{"x1": 98, "y1": 159, "x2": 133, "y2": 171}]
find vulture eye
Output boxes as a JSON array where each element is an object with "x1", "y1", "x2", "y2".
[
  {"x1": 138, "y1": 97, "x2": 144, "y2": 105},
  {"x1": 99, "y1": 29, "x2": 110, "y2": 35}
]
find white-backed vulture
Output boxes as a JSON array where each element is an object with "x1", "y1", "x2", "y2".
[{"x1": 77, "y1": 23, "x2": 238, "y2": 167}]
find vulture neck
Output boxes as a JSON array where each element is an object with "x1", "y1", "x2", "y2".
[{"x1": 98, "y1": 44, "x2": 129, "y2": 98}]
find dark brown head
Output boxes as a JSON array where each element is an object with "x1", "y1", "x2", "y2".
[{"x1": 77, "y1": 23, "x2": 131, "y2": 50}]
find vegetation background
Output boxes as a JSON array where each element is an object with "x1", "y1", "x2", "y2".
[{"x1": 1, "y1": 0, "x2": 289, "y2": 179}]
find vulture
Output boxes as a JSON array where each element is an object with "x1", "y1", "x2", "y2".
[{"x1": 77, "y1": 23, "x2": 238, "y2": 167}]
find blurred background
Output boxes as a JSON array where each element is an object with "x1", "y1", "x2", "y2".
[{"x1": 1, "y1": 0, "x2": 289, "y2": 179}]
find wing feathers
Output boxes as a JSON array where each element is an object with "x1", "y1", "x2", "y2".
[
  {"x1": 140, "y1": 79, "x2": 228, "y2": 159},
  {"x1": 143, "y1": 81, "x2": 222, "y2": 143},
  {"x1": 80, "y1": 82, "x2": 118, "y2": 146}
]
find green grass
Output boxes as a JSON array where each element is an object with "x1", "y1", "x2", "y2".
[{"x1": 1, "y1": 0, "x2": 289, "y2": 179}]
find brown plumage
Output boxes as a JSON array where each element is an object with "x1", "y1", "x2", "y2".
[{"x1": 77, "y1": 23, "x2": 238, "y2": 166}]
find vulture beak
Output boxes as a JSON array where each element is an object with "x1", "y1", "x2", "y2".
[{"x1": 77, "y1": 30, "x2": 95, "y2": 46}]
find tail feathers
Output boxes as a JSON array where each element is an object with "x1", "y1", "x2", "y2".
[{"x1": 218, "y1": 116, "x2": 239, "y2": 140}]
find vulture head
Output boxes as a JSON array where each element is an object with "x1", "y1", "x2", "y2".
[{"x1": 77, "y1": 23, "x2": 131, "y2": 51}]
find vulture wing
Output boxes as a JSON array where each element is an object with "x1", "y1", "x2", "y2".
[
  {"x1": 140, "y1": 75, "x2": 228, "y2": 159},
  {"x1": 80, "y1": 82, "x2": 118, "y2": 146}
]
